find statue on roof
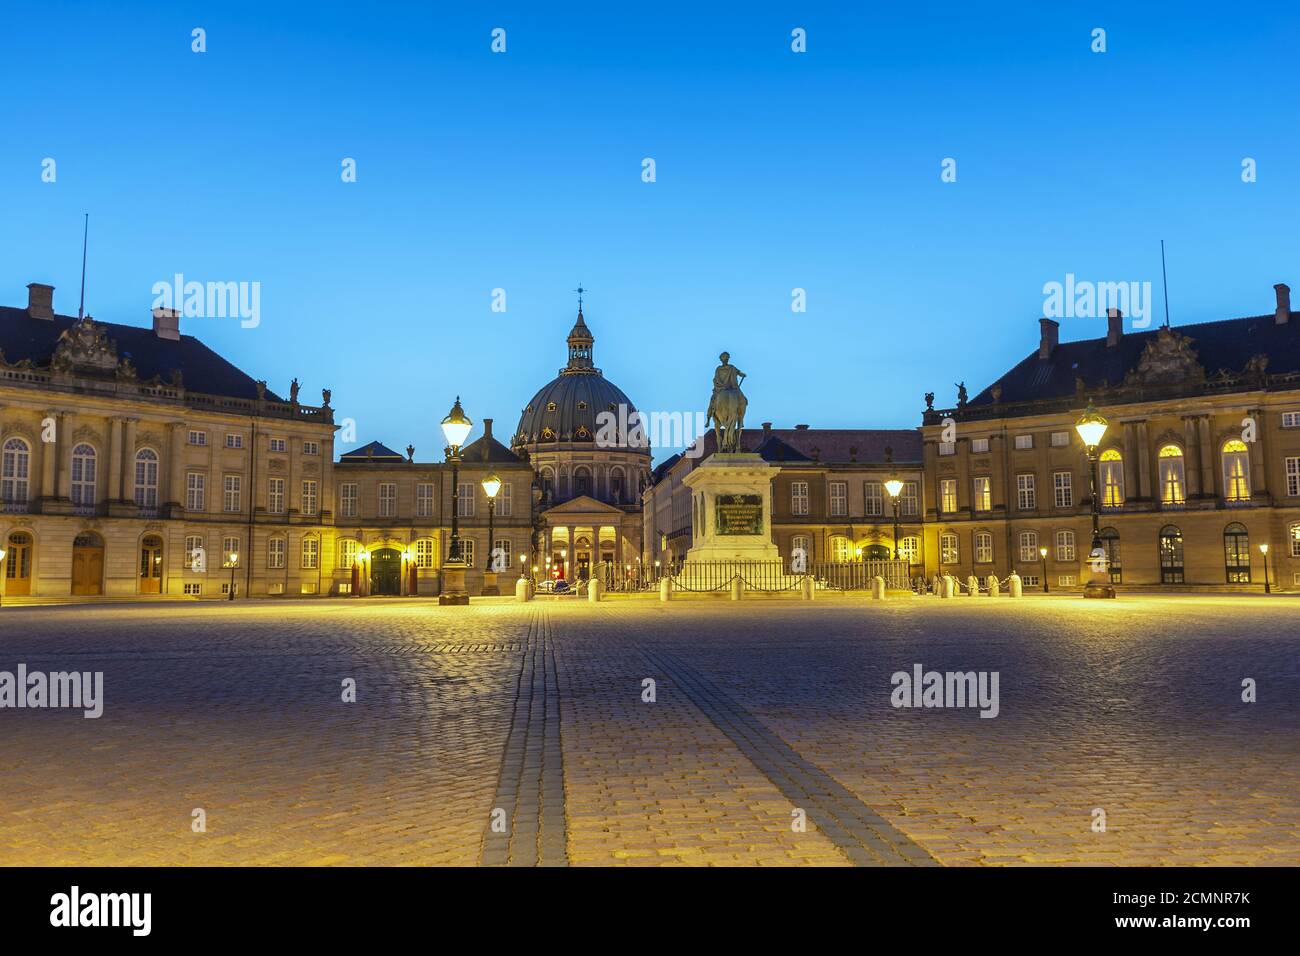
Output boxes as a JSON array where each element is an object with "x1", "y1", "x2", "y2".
[
  {"x1": 955, "y1": 381, "x2": 968, "y2": 407},
  {"x1": 706, "y1": 351, "x2": 748, "y2": 454},
  {"x1": 289, "y1": 378, "x2": 300, "y2": 403}
]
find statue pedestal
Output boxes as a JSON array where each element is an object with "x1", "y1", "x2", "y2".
[{"x1": 683, "y1": 453, "x2": 780, "y2": 563}]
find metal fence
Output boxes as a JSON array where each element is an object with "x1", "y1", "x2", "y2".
[{"x1": 593, "y1": 558, "x2": 911, "y2": 594}]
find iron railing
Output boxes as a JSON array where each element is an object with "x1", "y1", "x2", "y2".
[{"x1": 593, "y1": 558, "x2": 911, "y2": 594}]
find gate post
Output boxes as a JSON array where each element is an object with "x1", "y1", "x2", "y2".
[
  {"x1": 872, "y1": 575, "x2": 886, "y2": 600},
  {"x1": 1007, "y1": 571, "x2": 1023, "y2": 598}
]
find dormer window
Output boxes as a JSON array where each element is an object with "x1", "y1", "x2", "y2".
[
  {"x1": 546, "y1": 402, "x2": 557, "y2": 412},
  {"x1": 575, "y1": 426, "x2": 591, "y2": 440},
  {"x1": 577, "y1": 401, "x2": 587, "y2": 410},
  {"x1": 542, "y1": 427, "x2": 556, "y2": 440}
]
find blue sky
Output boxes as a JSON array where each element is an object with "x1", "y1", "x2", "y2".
[{"x1": 4, "y1": 1, "x2": 1299, "y2": 460}]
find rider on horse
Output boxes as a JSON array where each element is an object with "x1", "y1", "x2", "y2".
[{"x1": 707, "y1": 352, "x2": 748, "y2": 452}]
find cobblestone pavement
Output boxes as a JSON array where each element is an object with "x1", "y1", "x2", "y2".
[{"x1": 0, "y1": 595, "x2": 1296, "y2": 866}]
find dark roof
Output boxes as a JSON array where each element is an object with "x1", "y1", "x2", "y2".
[
  {"x1": 691, "y1": 427, "x2": 922, "y2": 464},
  {"x1": 971, "y1": 312, "x2": 1300, "y2": 408},
  {"x1": 651, "y1": 452, "x2": 682, "y2": 482},
  {"x1": 339, "y1": 441, "x2": 405, "y2": 462},
  {"x1": 0, "y1": 305, "x2": 280, "y2": 401},
  {"x1": 461, "y1": 431, "x2": 524, "y2": 465}
]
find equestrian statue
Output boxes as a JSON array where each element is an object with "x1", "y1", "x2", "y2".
[{"x1": 706, "y1": 351, "x2": 748, "y2": 454}]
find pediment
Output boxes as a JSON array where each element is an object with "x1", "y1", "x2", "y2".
[{"x1": 543, "y1": 495, "x2": 626, "y2": 517}]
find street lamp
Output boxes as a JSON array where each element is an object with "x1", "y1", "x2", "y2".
[
  {"x1": 884, "y1": 476, "x2": 904, "y2": 561},
  {"x1": 481, "y1": 470, "x2": 501, "y2": 595},
  {"x1": 439, "y1": 396, "x2": 473, "y2": 606},
  {"x1": 1074, "y1": 404, "x2": 1116, "y2": 598},
  {"x1": 1039, "y1": 545, "x2": 1049, "y2": 592},
  {"x1": 1260, "y1": 542, "x2": 1271, "y2": 594},
  {"x1": 227, "y1": 551, "x2": 239, "y2": 601}
]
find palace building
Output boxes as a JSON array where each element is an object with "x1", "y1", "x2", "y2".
[{"x1": 919, "y1": 283, "x2": 1300, "y2": 590}]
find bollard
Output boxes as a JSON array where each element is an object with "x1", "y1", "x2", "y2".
[
  {"x1": 588, "y1": 578, "x2": 603, "y2": 602},
  {"x1": 939, "y1": 574, "x2": 954, "y2": 599},
  {"x1": 1007, "y1": 571, "x2": 1022, "y2": 598},
  {"x1": 731, "y1": 576, "x2": 743, "y2": 601},
  {"x1": 515, "y1": 577, "x2": 531, "y2": 602},
  {"x1": 872, "y1": 575, "x2": 886, "y2": 600},
  {"x1": 659, "y1": 577, "x2": 673, "y2": 602},
  {"x1": 801, "y1": 576, "x2": 815, "y2": 601},
  {"x1": 967, "y1": 575, "x2": 979, "y2": 597},
  {"x1": 987, "y1": 574, "x2": 1000, "y2": 597}
]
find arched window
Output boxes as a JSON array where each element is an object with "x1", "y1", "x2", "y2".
[
  {"x1": 1158, "y1": 445, "x2": 1185, "y2": 506},
  {"x1": 898, "y1": 535, "x2": 920, "y2": 564},
  {"x1": 414, "y1": 537, "x2": 437, "y2": 568},
  {"x1": 134, "y1": 448, "x2": 159, "y2": 508},
  {"x1": 1100, "y1": 527, "x2": 1121, "y2": 583},
  {"x1": 1158, "y1": 525, "x2": 1184, "y2": 583},
  {"x1": 830, "y1": 535, "x2": 852, "y2": 562},
  {"x1": 574, "y1": 467, "x2": 591, "y2": 497},
  {"x1": 1, "y1": 437, "x2": 31, "y2": 507},
  {"x1": 939, "y1": 532, "x2": 959, "y2": 564},
  {"x1": 539, "y1": 467, "x2": 555, "y2": 501},
  {"x1": 71, "y1": 443, "x2": 97, "y2": 510},
  {"x1": 1223, "y1": 522, "x2": 1251, "y2": 583},
  {"x1": 1055, "y1": 530, "x2": 1076, "y2": 561},
  {"x1": 1222, "y1": 439, "x2": 1251, "y2": 502},
  {"x1": 609, "y1": 466, "x2": 625, "y2": 504},
  {"x1": 790, "y1": 534, "x2": 811, "y2": 567},
  {"x1": 1099, "y1": 448, "x2": 1124, "y2": 507}
]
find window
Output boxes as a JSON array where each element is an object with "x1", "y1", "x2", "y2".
[
  {"x1": 1159, "y1": 445, "x2": 1185, "y2": 505},
  {"x1": 971, "y1": 438, "x2": 990, "y2": 454},
  {"x1": 183, "y1": 583, "x2": 202, "y2": 596},
  {"x1": 70, "y1": 444, "x2": 97, "y2": 508},
  {"x1": 301, "y1": 480, "x2": 318, "y2": 516},
  {"x1": 974, "y1": 532, "x2": 993, "y2": 563},
  {"x1": 2, "y1": 438, "x2": 31, "y2": 504},
  {"x1": 1053, "y1": 471, "x2": 1073, "y2": 508},
  {"x1": 223, "y1": 474, "x2": 242, "y2": 512},
  {"x1": 497, "y1": 482, "x2": 512, "y2": 517},
  {"x1": 1055, "y1": 530, "x2": 1076, "y2": 562},
  {"x1": 457, "y1": 537, "x2": 475, "y2": 566},
  {"x1": 1100, "y1": 528, "x2": 1122, "y2": 584},
  {"x1": 269, "y1": 438, "x2": 286, "y2": 453},
  {"x1": 267, "y1": 537, "x2": 286, "y2": 569},
  {"x1": 222, "y1": 536, "x2": 240, "y2": 567},
  {"x1": 940, "y1": 532, "x2": 959, "y2": 564},
  {"x1": 610, "y1": 469, "x2": 625, "y2": 503},
  {"x1": 457, "y1": 482, "x2": 475, "y2": 517},
  {"x1": 1017, "y1": 474, "x2": 1036, "y2": 510},
  {"x1": 790, "y1": 535, "x2": 811, "y2": 567},
  {"x1": 1223, "y1": 522, "x2": 1251, "y2": 583},
  {"x1": 864, "y1": 481, "x2": 882, "y2": 516},
  {"x1": 416, "y1": 483, "x2": 434, "y2": 518},
  {"x1": 830, "y1": 535, "x2": 852, "y2": 562},
  {"x1": 900, "y1": 481, "x2": 919, "y2": 516},
  {"x1": 379, "y1": 483, "x2": 397, "y2": 518},
  {"x1": 1287, "y1": 458, "x2": 1300, "y2": 497},
  {"x1": 184, "y1": 535, "x2": 206, "y2": 571},
  {"x1": 187, "y1": 430, "x2": 207, "y2": 446},
  {"x1": 340, "y1": 482, "x2": 357, "y2": 518},
  {"x1": 1158, "y1": 525, "x2": 1184, "y2": 583},
  {"x1": 1222, "y1": 439, "x2": 1251, "y2": 502},
  {"x1": 301, "y1": 536, "x2": 319, "y2": 569},
  {"x1": 134, "y1": 449, "x2": 159, "y2": 508},
  {"x1": 1015, "y1": 434, "x2": 1033, "y2": 450},
  {"x1": 574, "y1": 467, "x2": 591, "y2": 496},
  {"x1": 268, "y1": 477, "x2": 285, "y2": 514},
  {"x1": 414, "y1": 538, "x2": 436, "y2": 568},
  {"x1": 225, "y1": 433, "x2": 243, "y2": 449},
  {"x1": 303, "y1": 441, "x2": 320, "y2": 455},
  {"x1": 898, "y1": 536, "x2": 920, "y2": 564},
  {"x1": 1057, "y1": 575, "x2": 1077, "y2": 587},
  {"x1": 972, "y1": 476, "x2": 991, "y2": 512},
  {"x1": 1284, "y1": 411, "x2": 1300, "y2": 428},
  {"x1": 338, "y1": 539, "x2": 360, "y2": 568},
  {"x1": 940, "y1": 479, "x2": 957, "y2": 514},
  {"x1": 1100, "y1": 448, "x2": 1124, "y2": 507},
  {"x1": 493, "y1": 539, "x2": 512, "y2": 569},
  {"x1": 791, "y1": 481, "x2": 809, "y2": 515},
  {"x1": 1292, "y1": 522, "x2": 1300, "y2": 558},
  {"x1": 186, "y1": 472, "x2": 206, "y2": 511},
  {"x1": 829, "y1": 481, "x2": 847, "y2": 517},
  {"x1": 1021, "y1": 575, "x2": 1040, "y2": 588},
  {"x1": 937, "y1": 441, "x2": 956, "y2": 456},
  {"x1": 1018, "y1": 531, "x2": 1039, "y2": 563},
  {"x1": 1051, "y1": 431, "x2": 1070, "y2": 447}
]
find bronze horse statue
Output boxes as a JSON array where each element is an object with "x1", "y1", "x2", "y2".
[{"x1": 707, "y1": 352, "x2": 748, "y2": 454}]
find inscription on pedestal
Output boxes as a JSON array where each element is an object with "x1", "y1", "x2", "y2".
[{"x1": 715, "y1": 494, "x2": 763, "y2": 535}]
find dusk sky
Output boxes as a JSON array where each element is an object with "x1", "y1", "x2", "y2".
[{"x1": 5, "y1": 2, "x2": 1299, "y2": 460}]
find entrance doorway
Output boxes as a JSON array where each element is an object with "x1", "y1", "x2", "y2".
[
  {"x1": 864, "y1": 544, "x2": 891, "y2": 560},
  {"x1": 71, "y1": 532, "x2": 104, "y2": 595},
  {"x1": 5, "y1": 532, "x2": 32, "y2": 596},
  {"x1": 371, "y1": 547, "x2": 402, "y2": 595},
  {"x1": 139, "y1": 534, "x2": 163, "y2": 593}
]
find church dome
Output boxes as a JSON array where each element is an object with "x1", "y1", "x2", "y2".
[{"x1": 513, "y1": 306, "x2": 648, "y2": 454}]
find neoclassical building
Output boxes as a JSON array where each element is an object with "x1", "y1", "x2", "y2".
[
  {"x1": 511, "y1": 305, "x2": 650, "y2": 580},
  {"x1": 919, "y1": 284, "x2": 1300, "y2": 590}
]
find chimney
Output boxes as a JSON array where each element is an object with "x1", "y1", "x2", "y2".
[
  {"x1": 1038, "y1": 318, "x2": 1059, "y2": 359},
  {"x1": 152, "y1": 307, "x2": 180, "y2": 341},
  {"x1": 1106, "y1": 308, "x2": 1123, "y2": 347},
  {"x1": 761, "y1": 422, "x2": 772, "y2": 440},
  {"x1": 26, "y1": 283, "x2": 54, "y2": 320},
  {"x1": 483, "y1": 418, "x2": 493, "y2": 442},
  {"x1": 1275, "y1": 283, "x2": 1291, "y2": 325},
  {"x1": 795, "y1": 423, "x2": 810, "y2": 430}
]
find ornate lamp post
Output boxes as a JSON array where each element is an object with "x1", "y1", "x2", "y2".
[
  {"x1": 1260, "y1": 543, "x2": 1271, "y2": 594},
  {"x1": 884, "y1": 477, "x2": 904, "y2": 561},
  {"x1": 1039, "y1": 545, "x2": 1049, "y2": 592},
  {"x1": 227, "y1": 551, "x2": 239, "y2": 601},
  {"x1": 1074, "y1": 404, "x2": 1116, "y2": 598},
  {"x1": 481, "y1": 470, "x2": 501, "y2": 595},
  {"x1": 439, "y1": 396, "x2": 473, "y2": 606}
]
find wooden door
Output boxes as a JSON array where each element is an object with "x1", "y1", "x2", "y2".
[
  {"x1": 71, "y1": 546, "x2": 104, "y2": 595},
  {"x1": 140, "y1": 536, "x2": 163, "y2": 593},
  {"x1": 5, "y1": 533, "x2": 32, "y2": 596}
]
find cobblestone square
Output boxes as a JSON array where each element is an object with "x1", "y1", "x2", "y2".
[{"x1": 0, "y1": 595, "x2": 1295, "y2": 866}]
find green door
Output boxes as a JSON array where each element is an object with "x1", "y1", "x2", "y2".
[{"x1": 371, "y1": 548, "x2": 402, "y2": 595}]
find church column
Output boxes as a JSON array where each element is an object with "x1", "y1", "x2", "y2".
[
  {"x1": 107, "y1": 417, "x2": 123, "y2": 502},
  {"x1": 1183, "y1": 417, "x2": 1201, "y2": 498},
  {"x1": 122, "y1": 418, "x2": 139, "y2": 504}
]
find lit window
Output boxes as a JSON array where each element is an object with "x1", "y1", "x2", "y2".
[
  {"x1": 940, "y1": 532, "x2": 958, "y2": 564},
  {"x1": 1222, "y1": 439, "x2": 1251, "y2": 502},
  {"x1": 1223, "y1": 522, "x2": 1250, "y2": 583},
  {"x1": 301, "y1": 537, "x2": 319, "y2": 569},
  {"x1": 1290, "y1": 522, "x2": 1300, "y2": 558},
  {"x1": 1055, "y1": 530, "x2": 1076, "y2": 561},
  {"x1": 222, "y1": 536, "x2": 240, "y2": 567},
  {"x1": 940, "y1": 479, "x2": 957, "y2": 514},
  {"x1": 415, "y1": 538, "x2": 436, "y2": 568},
  {"x1": 338, "y1": 539, "x2": 360, "y2": 567},
  {"x1": 184, "y1": 535, "x2": 205, "y2": 571},
  {"x1": 972, "y1": 476, "x2": 991, "y2": 512},
  {"x1": 974, "y1": 532, "x2": 993, "y2": 563},
  {"x1": 458, "y1": 537, "x2": 475, "y2": 566},
  {"x1": 898, "y1": 536, "x2": 920, "y2": 564},
  {"x1": 1159, "y1": 445, "x2": 1186, "y2": 505},
  {"x1": 790, "y1": 535, "x2": 811, "y2": 567},
  {"x1": 831, "y1": 535, "x2": 851, "y2": 562},
  {"x1": 1100, "y1": 448, "x2": 1124, "y2": 507},
  {"x1": 493, "y1": 539, "x2": 512, "y2": 568}
]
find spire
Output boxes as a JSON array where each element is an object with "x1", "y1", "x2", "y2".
[{"x1": 565, "y1": 287, "x2": 596, "y2": 371}]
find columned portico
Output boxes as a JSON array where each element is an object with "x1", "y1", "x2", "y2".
[{"x1": 540, "y1": 495, "x2": 640, "y2": 583}]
